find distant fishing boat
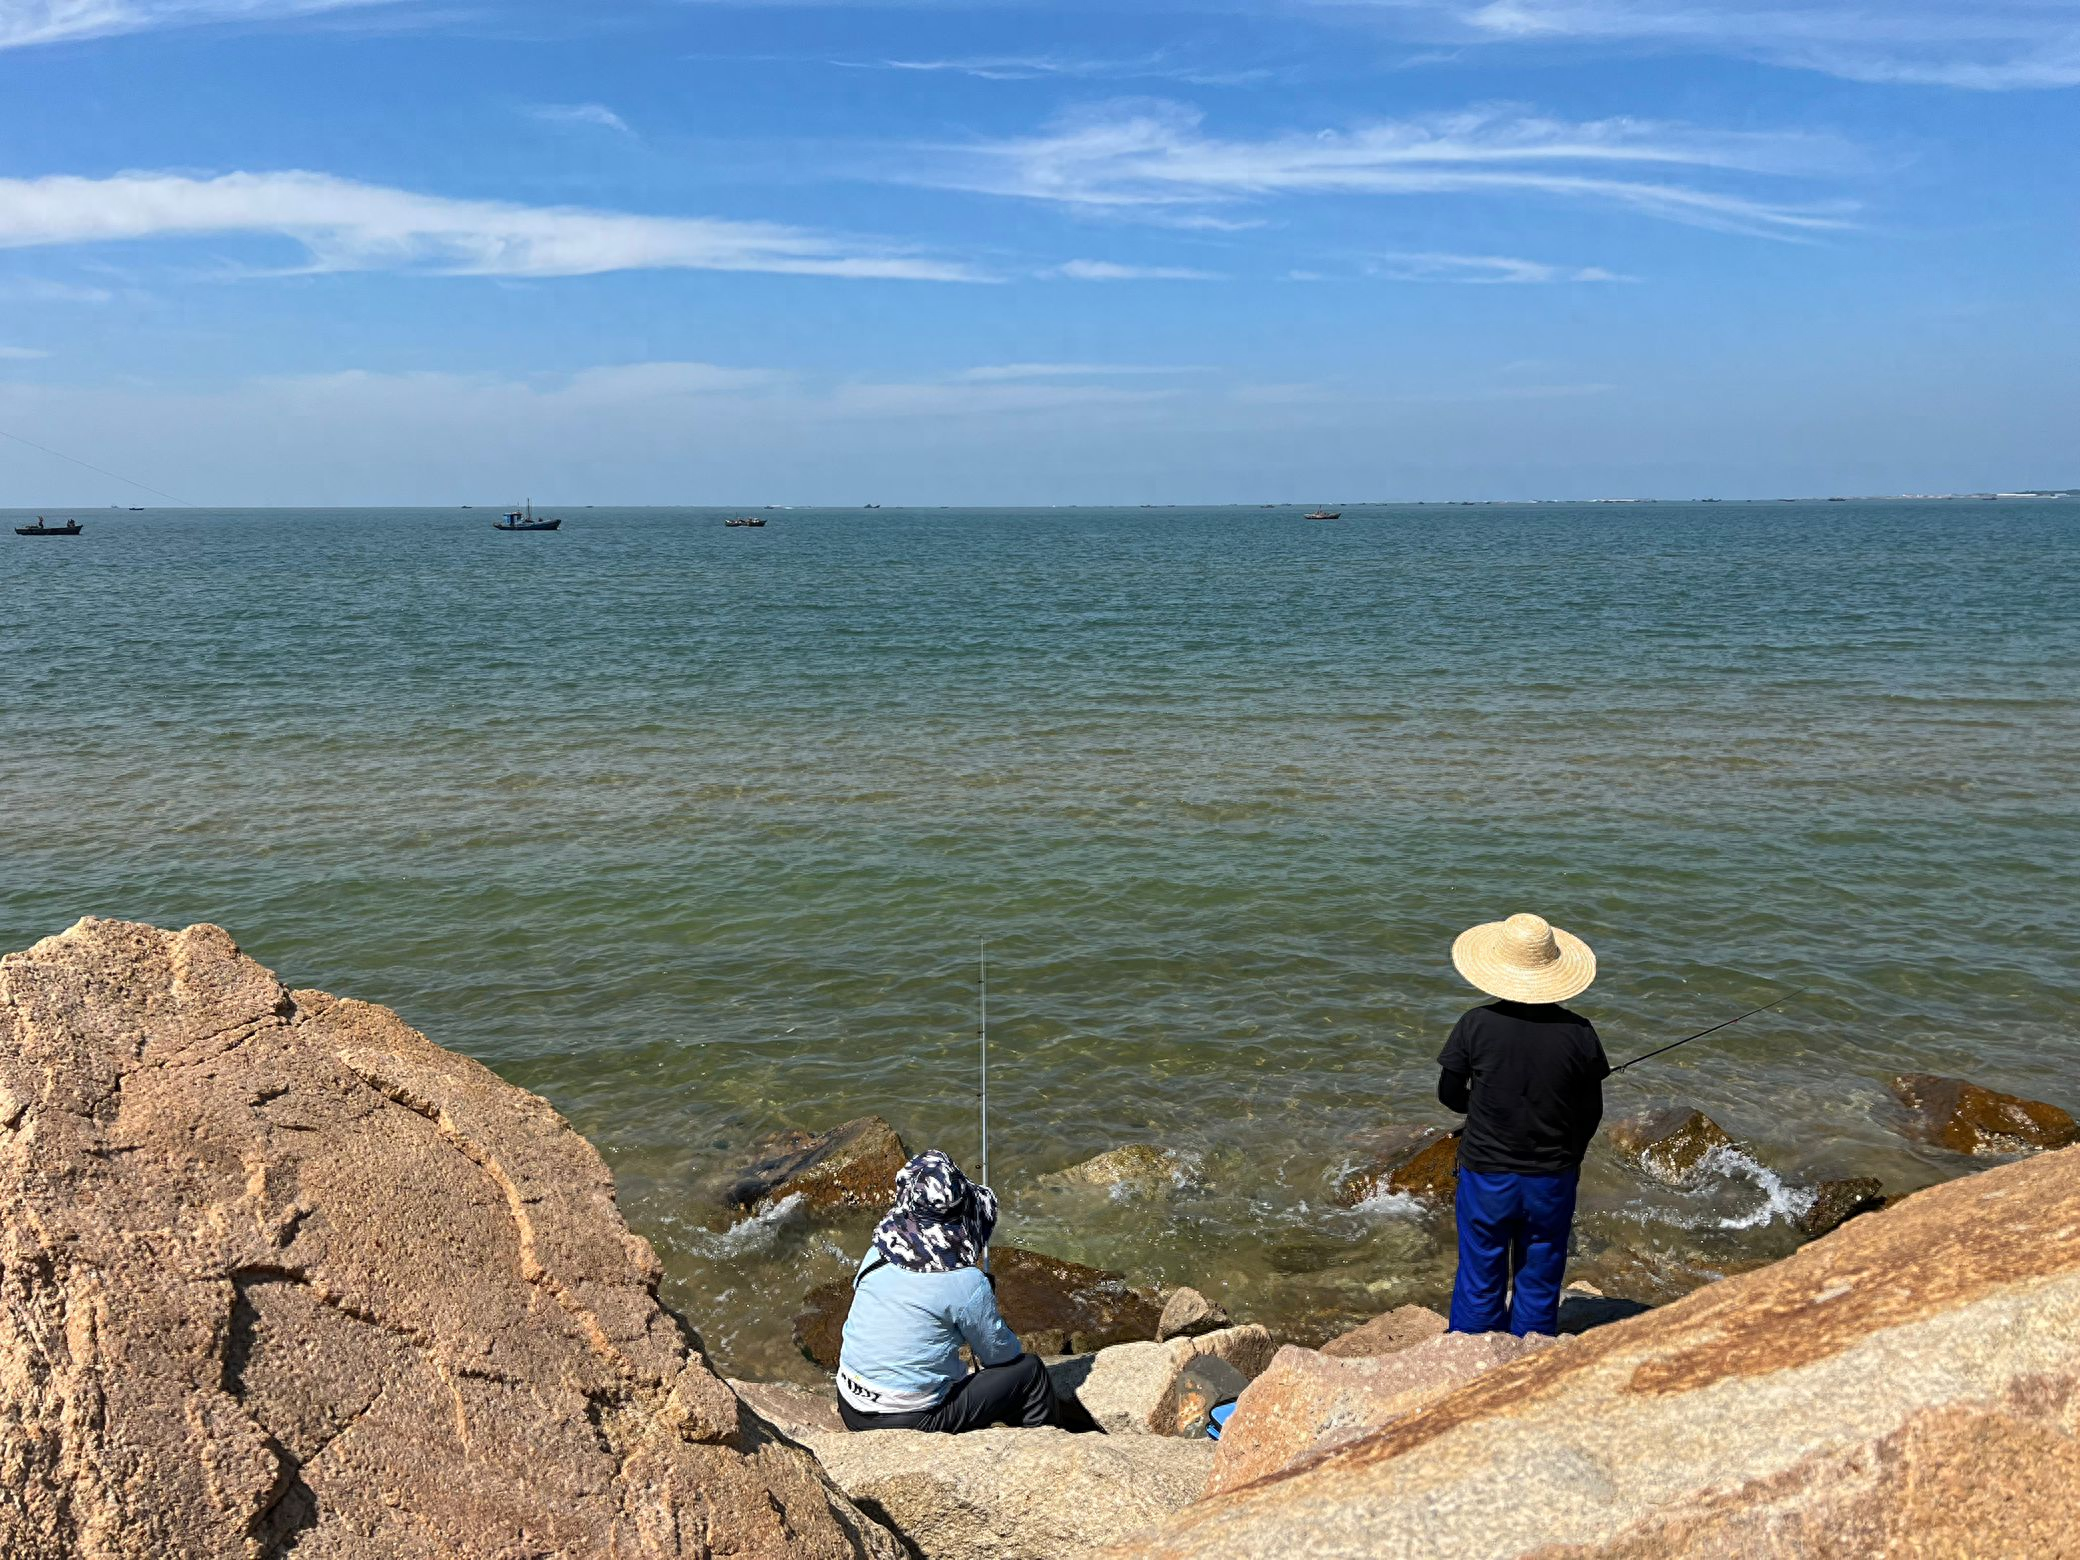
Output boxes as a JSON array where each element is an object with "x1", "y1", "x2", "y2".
[
  {"x1": 494, "y1": 501, "x2": 561, "y2": 532},
  {"x1": 1304, "y1": 510, "x2": 1342, "y2": 521},
  {"x1": 724, "y1": 516, "x2": 767, "y2": 528},
  {"x1": 15, "y1": 517, "x2": 82, "y2": 537}
]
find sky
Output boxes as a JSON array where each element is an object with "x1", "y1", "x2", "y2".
[{"x1": 3, "y1": 0, "x2": 2077, "y2": 504}]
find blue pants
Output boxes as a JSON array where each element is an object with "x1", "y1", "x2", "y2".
[{"x1": 1448, "y1": 1168, "x2": 1578, "y2": 1337}]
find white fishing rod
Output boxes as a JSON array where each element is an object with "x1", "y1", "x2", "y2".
[{"x1": 978, "y1": 938, "x2": 990, "y2": 1275}]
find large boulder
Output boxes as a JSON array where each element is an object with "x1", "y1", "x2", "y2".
[
  {"x1": 1036, "y1": 1144, "x2": 1205, "y2": 1201},
  {"x1": 1892, "y1": 1073, "x2": 2077, "y2": 1155},
  {"x1": 1333, "y1": 1126, "x2": 1459, "y2": 1207},
  {"x1": 1110, "y1": 1142, "x2": 2080, "y2": 1559},
  {"x1": 1050, "y1": 1325, "x2": 1279, "y2": 1436},
  {"x1": 1605, "y1": 1105, "x2": 1733, "y2": 1183},
  {"x1": 1318, "y1": 1304, "x2": 1448, "y2": 1360},
  {"x1": 0, "y1": 919, "x2": 902, "y2": 1560},
  {"x1": 795, "y1": 1246, "x2": 1163, "y2": 1368},
  {"x1": 800, "y1": 1424, "x2": 1213, "y2": 1560},
  {"x1": 1204, "y1": 1332, "x2": 1553, "y2": 1496},
  {"x1": 725, "y1": 1115, "x2": 910, "y2": 1218}
]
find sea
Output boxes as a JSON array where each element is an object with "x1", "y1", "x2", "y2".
[{"x1": 5, "y1": 500, "x2": 2076, "y2": 1378}]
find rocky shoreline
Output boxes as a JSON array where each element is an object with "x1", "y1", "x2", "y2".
[{"x1": 4, "y1": 918, "x2": 2076, "y2": 1558}]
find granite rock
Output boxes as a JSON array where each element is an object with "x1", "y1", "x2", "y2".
[
  {"x1": 1050, "y1": 1325, "x2": 1279, "y2": 1436},
  {"x1": 1156, "y1": 1287, "x2": 1229, "y2": 1342},
  {"x1": 1318, "y1": 1304, "x2": 1449, "y2": 1360},
  {"x1": 1334, "y1": 1126, "x2": 1460, "y2": 1207},
  {"x1": 727, "y1": 1115, "x2": 911, "y2": 1217},
  {"x1": 1606, "y1": 1105, "x2": 1733, "y2": 1183},
  {"x1": 1892, "y1": 1073, "x2": 2077, "y2": 1156}
]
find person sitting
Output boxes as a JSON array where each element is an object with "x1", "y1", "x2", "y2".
[
  {"x1": 1437, "y1": 913, "x2": 1610, "y2": 1338},
  {"x1": 836, "y1": 1149, "x2": 1095, "y2": 1434}
]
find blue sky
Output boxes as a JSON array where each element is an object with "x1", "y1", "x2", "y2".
[{"x1": 3, "y1": 0, "x2": 2077, "y2": 503}]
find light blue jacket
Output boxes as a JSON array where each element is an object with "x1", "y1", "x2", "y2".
[{"x1": 835, "y1": 1254, "x2": 1023, "y2": 1414}]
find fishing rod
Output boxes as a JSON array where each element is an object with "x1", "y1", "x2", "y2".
[
  {"x1": 978, "y1": 938, "x2": 990, "y2": 1275},
  {"x1": 1611, "y1": 985, "x2": 1807, "y2": 1073}
]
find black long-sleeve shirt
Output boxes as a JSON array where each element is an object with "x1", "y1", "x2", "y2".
[{"x1": 1437, "y1": 1000, "x2": 1609, "y2": 1175}]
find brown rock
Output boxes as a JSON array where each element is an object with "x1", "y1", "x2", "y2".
[
  {"x1": 1318, "y1": 1304, "x2": 1448, "y2": 1360},
  {"x1": 727, "y1": 1114, "x2": 910, "y2": 1216},
  {"x1": 1052, "y1": 1325, "x2": 1279, "y2": 1436},
  {"x1": 1038, "y1": 1144, "x2": 1205, "y2": 1201},
  {"x1": 1204, "y1": 1333, "x2": 1554, "y2": 1496},
  {"x1": 0, "y1": 918, "x2": 902, "y2": 1560},
  {"x1": 1334, "y1": 1126, "x2": 1459, "y2": 1207},
  {"x1": 1892, "y1": 1073, "x2": 2078, "y2": 1155},
  {"x1": 794, "y1": 1246, "x2": 1163, "y2": 1368},
  {"x1": 1800, "y1": 1175, "x2": 1888, "y2": 1239},
  {"x1": 1109, "y1": 1142, "x2": 2080, "y2": 1560},
  {"x1": 1606, "y1": 1105, "x2": 1733, "y2": 1182},
  {"x1": 1156, "y1": 1286, "x2": 1229, "y2": 1342}
]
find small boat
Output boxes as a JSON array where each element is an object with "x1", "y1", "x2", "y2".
[
  {"x1": 15, "y1": 517, "x2": 82, "y2": 536},
  {"x1": 494, "y1": 501, "x2": 561, "y2": 532},
  {"x1": 724, "y1": 516, "x2": 767, "y2": 528},
  {"x1": 1303, "y1": 510, "x2": 1342, "y2": 521}
]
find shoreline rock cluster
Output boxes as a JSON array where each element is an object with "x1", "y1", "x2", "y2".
[{"x1": 6, "y1": 917, "x2": 2078, "y2": 1559}]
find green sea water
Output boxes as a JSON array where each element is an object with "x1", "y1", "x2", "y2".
[{"x1": 5, "y1": 501, "x2": 2077, "y2": 1377}]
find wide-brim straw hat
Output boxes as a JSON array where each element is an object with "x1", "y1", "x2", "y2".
[{"x1": 1452, "y1": 913, "x2": 1596, "y2": 1005}]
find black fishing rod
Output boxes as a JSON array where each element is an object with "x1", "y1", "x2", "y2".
[{"x1": 1611, "y1": 986, "x2": 1807, "y2": 1073}]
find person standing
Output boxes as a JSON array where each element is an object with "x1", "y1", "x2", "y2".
[
  {"x1": 836, "y1": 1149, "x2": 1095, "y2": 1434},
  {"x1": 1438, "y1": 913, "x2": 1609, "y2": 1337}
]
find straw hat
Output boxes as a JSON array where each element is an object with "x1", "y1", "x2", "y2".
[{"x1": 1451, "y1": 913, "x2": 1596, "y2": 1005}]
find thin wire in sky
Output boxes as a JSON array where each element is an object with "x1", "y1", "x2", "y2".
[{"x1": 0, "y1": 424, "x2": 194, "y2": 506}]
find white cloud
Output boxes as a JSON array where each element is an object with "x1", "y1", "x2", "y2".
[
  {"x1": 832, "y1": 52, "x2": 1275, "y2": 86},
  {"x1": 956, "y1": 362, "x2": 1211, "y2": 381},
  {"x1": 0, "y1": 344, "x2": 50, "y2": 358},
  {"x1": 922, "y1": 102, "x2": 1857, "y2": 239},
  {"x1": 0, "y1": 0, "x2": 396, "y2": 50},
  {"x1": 1052, "y1": 259, "x2": 1223, "y2": 280},
  {"x1": 1345, "y1": 1, "x2": 2080, "y2": 90},
  {"x1": 529, "y1": 102, "x2": 633, "y2": 135},
  {"x1": 1371, "y1": 251, "x2": 1630, "y2": 282},
  {"x1": 0, "y1": 170, "x2": 986, "y2": 282}
]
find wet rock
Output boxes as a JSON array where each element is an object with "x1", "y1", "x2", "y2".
[
  {"x1": 1036, "y1": 1144, "x2": 1204, "y2": 1200},
  {"x1": 1048, "y1": 1325, "x2": 1278, "y2": 1436},
  {"x1": 1205, "y1": 1333, "x2": 1556, "y2": 1496},
  {"x1": 731, "y1": 1378, "x2": 847, "y2": 1438},
  {"x1": 0, "y1": 919, "x2": 903, "y2": 1560},
  {"x1": 1334, "y1": 1126, "x2": 1460, "y2": 1207},
  {"x1": 1156, "y1": 1286, "x2": 1229, "y2": 1341},
  {"x1": 1892, "y1": 1073, "x2": 2078, "y2": 1156},
  {"x1": 793, "y1": 1246, "x2": 1163, "y2": 1368},
  {"x1": 795, "y1": 1422, "x2": 1214, "y2": 1560},
  {"x1": 1607, "y1": 1105, "x2": 1733, "y2": 1183},
  {"x1": 726, "y1": 1114, "x2": 910, "y2": 1217},
  {"x1": 1111, "y1": 1142, "x2": 2080, "y2": 1560},
  {"x1": 1319, "y1": 1304, "x2": 1448, "y2": 1360},
  {"x1": 1800, "y1": 1176, "x2": 1888, "y2": 1239}
]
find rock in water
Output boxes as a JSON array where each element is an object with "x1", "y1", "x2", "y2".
[
  {"x1": 1892, "y1": 1073, "x2": 2078, "y2": 1155},
  {"x1": 1155, "y1": 1287, "x2": 1229, "y2": 1342},
  {"x1": 794, "y1": 1246, "x2": 1163, "y2": 1367},
  {"x1": 1605, "y1": 1105, "x2": 1734, "y2": 1183},
  {"x1": 726, "y1": 1115, "x2": 910, "y2": 1216},
  {"x1": 1036, "y1": 1144, "x2": 1204, "y2": 1201},
  {"x1": 1111, "y1": 1142, "x2": 2080, "y2": 1559},
  {"x1": 1318, "y1": 1304, "x2": 1448, "y2": 1360},
  {"x1": 797, "y1": 1424, "x2": 1214, "y2": 1560},
  {"x1": 1205, "y1": 1333, "x2": 1553, "y2": 1496},
  {"x1": 0, "y1": 919, "x2": 902, "y2": 1560},
  {"x1": 1049, "y1": 1325, "x2": 1279, "y2": 1436},
  {"x1": 1334, "y1": 1126, "x2": 1459, "y2": 1207},
  {"x1": 1800, "y1": 1175, "x2": 1888, "y2": 1239}
]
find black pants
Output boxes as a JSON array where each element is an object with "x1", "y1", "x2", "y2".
[{"x1": 837, "y1": 1355, "x2": 1099, "y2": 1435}]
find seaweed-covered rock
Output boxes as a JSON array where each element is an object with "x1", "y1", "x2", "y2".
[
  {"x1": 793, "y1": 1246, "x2": 1162, "y2": 1368},
  {"x1": 1606, "y1": 1105, "x2": 1733, "y2": 1182},
  {"x1": 726, "y1": 1115, "x2": 910, "y2": 1217},
  {"x1": 1892, "y1": 1074, "x2": 2077, "y2": 1156},
  {"x1": 1334, "y1": 1126, "x2": 1460, "y2": 1207},
  {"x1": 1036, "y1": 1144, "x2": 1204, "y2": 1200},
  {"x1": 1800, "y1": 1175, "x2": 1888, "y2": 1239},
  {"x1": 0, "y1": 919, "x2": 902, "y2": 1560}
]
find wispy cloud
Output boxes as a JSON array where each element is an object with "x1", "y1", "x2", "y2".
[
  {"x1": 1370, "y1": 251, "x2": 1630, "y2": 282},
  {"x1": 528, "y1": 102, "x2": 633, "y2": 136},
  {"x1": 0, "y1": 171, "x2": 987, "y2": 282},
  {"x1": 921, "y1": 101, "x2": 1858, "y2": 239},
  {"x1": 0, "y1": 0, "x2": 397, "y2": 50},
  {"x1": 831, "y1": 51, "x2": 1275, "y2": 86},
  {"x1": 1342, "y1": 1, "x2": 2080, "y2": 90},
  {"x1": 0, "y1": 344, "x2": 50, "y2": 358},
  {"x1": 956, "y1": 362, "x2": 1211, "y2": 381},
  {"x1": 1052, "y1": 258, "x2": 1223, "y2": 281}
]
